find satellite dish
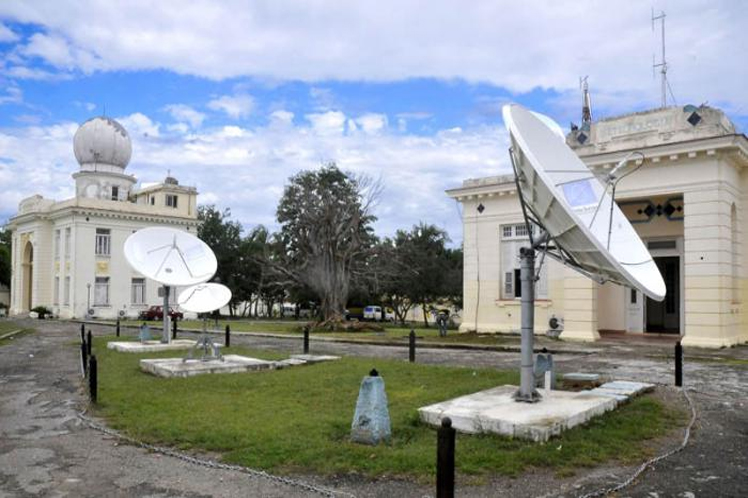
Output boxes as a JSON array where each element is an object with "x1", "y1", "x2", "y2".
[
  {"x1": 124, "y1": 227, "x2": 217, "y2": 286},
  {"x1": 502, "y1": 104, "x2": 665, "y2": 301},
  {"x1": 177, "y1": 283, "x2": 232, "y2": 313}
]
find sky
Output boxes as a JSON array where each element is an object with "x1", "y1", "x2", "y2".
[{"x1": 1, "y1": 0, "x2": 746, "y2": 245}]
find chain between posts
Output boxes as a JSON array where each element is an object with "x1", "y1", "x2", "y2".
[{"x1": 76, "y1": 410, "x2": 356, "y2": 498}]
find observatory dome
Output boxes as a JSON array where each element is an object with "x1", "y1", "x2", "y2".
[{"x1": 73, "y1": 116, "x2": 132, "y2": 168}]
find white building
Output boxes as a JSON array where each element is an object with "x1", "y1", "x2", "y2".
[
  {"x1": 8, "y1": 116, "x2": 199, "y2": 319},
  {"x1": 447, "y1": 104, "x2": 747, "y2": 348}
]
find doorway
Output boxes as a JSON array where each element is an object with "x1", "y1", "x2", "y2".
[
  {"x1": 646, "y1": 256, "x2": 680, "y2": 333},
  {"x1": 22, "y1": 241, "x2": 33, "y2": 311}
]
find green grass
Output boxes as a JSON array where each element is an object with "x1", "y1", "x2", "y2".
[{"x1": 89, "y1": 336, "x2": 684, "y2": 480}]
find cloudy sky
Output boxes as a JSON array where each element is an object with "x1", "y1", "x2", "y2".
[{"x1": 1, "y1": 1, "x2": 745, "y2": 244}]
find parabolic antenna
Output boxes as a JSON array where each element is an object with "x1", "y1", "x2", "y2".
[
  {"x1": 502, "y1": 104, "x2": 665, "y2": 301},
  {"x1": 177, "y1": 283, "x2": 232, "y2": 313},
  {"x1": 124, "y1": 227, "x2": 217, "y2": 286}
]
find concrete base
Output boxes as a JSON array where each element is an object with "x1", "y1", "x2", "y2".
[
  {"x1": 140, "y1": 355, "x2": 275, "y2": 378},
  {"x1": 140, "y1": 354, "x2": 341, "y2": 378},
  {"x1": 107, "y1": 340, "x2": 196, "y2": 353},
  {"x1": 419, "y1": 381, "x2": 653, "y2": 442}
]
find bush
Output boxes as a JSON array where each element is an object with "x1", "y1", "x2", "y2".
[{"x1": 30, "y1": 306, "x2": 52, "y2": 319}]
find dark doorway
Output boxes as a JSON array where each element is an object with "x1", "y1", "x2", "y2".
[{"x1": 646, "y1": 256, "x2": 680, "y2": 333}]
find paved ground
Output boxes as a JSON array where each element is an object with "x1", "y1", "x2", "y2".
[{"x1": 1, "y1": 319, "x2": 746, "y2": 497}]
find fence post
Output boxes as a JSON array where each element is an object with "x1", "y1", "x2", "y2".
[
  {"x1": 80, "y1": 323, "x2": 85, "y2": 343},
  {"x1": 436, "y1": 417, "x2": 455, "y2": 498},
  {"x1": 87, "y1": 330, "x2": 92, "y2": 356},
  {"x1": 675, "y1": 341, "x2": 683, "y2": 387},
  {"x1": 89, "y1": 355, "x2": 98, "y2": 403},
  {"x1": 172, "y1": 318, "x2": 178, "y2": 340},
  {"x1": 409, "y1": 329, "x2": 416, "y2": 363},
  {"x1": 225, "y1": 324, "x2": 231, "y2": 348},
  {"x1": 116, "y1": 318, "x2": 120, "y2": 337},
  {"x1": 80, "y1": 341, "x2": 88, "y2": 377},
  {"x1": 303, "y1": 325, "x2": 310, "y2": 354}
]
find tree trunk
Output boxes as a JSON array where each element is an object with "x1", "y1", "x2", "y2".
[{"x1": 422, "y1": 304, "x2": 430, "y2": 328}]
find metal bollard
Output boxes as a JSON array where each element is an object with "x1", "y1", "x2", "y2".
[
  {"x1": 87, "y1": 330, "x2": 92, "y2": 356},
  {"x1": 80, "y1": 341, "x2": 88, "y2": 377},
  {"x1": 80, "y1": 323, "x2": 85, "y2": 343},
  {"x1": 436, "y1": 417, "x2": 455, "y2": 498},
  {"x1": 303, "y1": 325, "x2": 310, "y2": 354},
  {"x1": 116, "y1": 318, "x2": 120, "y2": 337},
  {"x1": 409, "y1": 329, "x2": 416, "y2": 363},
  {"x1": 89, "y1": 355, "x2": 98, "y2": 403},
  {"x1": 225, "y1": 324, "x2": 231, "y2": 348},
  {"x1": 675, "y1": 341, "x2": 683, "y2": 387},
  {"x1": 172, "y1": 318, "x2": 178, "y2": 340}
]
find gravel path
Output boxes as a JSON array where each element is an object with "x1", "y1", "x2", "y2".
[{"x1": 1, "y1": 319, "x2": 746, "y2": 497}]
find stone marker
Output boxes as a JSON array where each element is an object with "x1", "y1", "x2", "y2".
[
  {"x1": 534, "y1": 349, "x2": 555, "y2": 389},
  {"x1": 351, "y1": 369, "x2": 391, "y2": 445}
]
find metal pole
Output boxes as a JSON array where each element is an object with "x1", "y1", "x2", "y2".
[
  {"x1": 409, "y1": 329, "x2": 416, "y2": 363},
  {"x1": 303, "y1": 325, "x2": 310, "y2": 354},
  {"x1": 515, "y1": 247, "x2": 540, "y2": 403},
  {"x1": 80, "y1": 341, "x2": 87, "y2": 376},
  {"x1": 80, "y1": 323, "x2": 85, "y2": 343},
  {"x1": 162, "y1": 286, "x2": 171, "y2": 344},
  {"x1": 675, "y1": 341, "x2": 683, "y2": 387},
  {"x1": 225, "y1": 324, "x2": 231, "y2": 348},
  {"x1": 116, "y1": 318, "x2": 120, "y2": 337},
  {"x1": 172, "y1": 317, "x2": 178, "y2": 340},
  {"x1": 87, "y1": 330, "x2": 92, "y2": 356},
  {"x1": 436, "y1": 417, "x2": 455, "y2": 498},
  {"x1": 89, "y1": 355, "x2": 98, "y2": 403}
]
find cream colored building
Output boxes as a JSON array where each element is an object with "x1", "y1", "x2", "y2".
[
  {"x1": 448, "y1": 105, "x2": 747, "y2": 348},
  {"x1": 7, "y1": 116, "x2": 199, "y2": 319}
]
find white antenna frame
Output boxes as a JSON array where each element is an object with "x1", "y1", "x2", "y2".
[{"x1": 652, "y1": 9, "x2": 668, "y2": 108}]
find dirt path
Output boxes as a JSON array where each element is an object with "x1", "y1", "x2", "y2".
[{"x1": 1, "y1": 319, "x2": 746, "y2": 497}]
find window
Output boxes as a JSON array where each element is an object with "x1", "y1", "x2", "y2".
[
  {"x1": 501, "y1": 224, "x2": 548, "y2": 299},
  {"x1": 94, "y1": 277, "x2": 110, "y2": 306},
  {"x1": 150, "y1": 197, "x2": 155, "y2": 205},
  {"x1": 64, "y1": 276, "x2": 71, "y2": 306},
  {"x1": 54, "y1": 276, "x2": 60, "y2": 305},
  {"x1": 54, "y1": 230, "x2": 61, "y2": 260},
  {"x1": 64, "y1": 228, "x2": 71, "y2": 259},
  {"x1": 131, "y1": 278, "x2": 146, "y2": 305},
  {"x1": 166, "y1": 194, "x2": 178, "y2": 208},
  {"x1": 111, "y1": 185, "x2": 119, "y2": 200},
  {"x1": 95, "y1": 228, "x2": 111, "y2": 256}
]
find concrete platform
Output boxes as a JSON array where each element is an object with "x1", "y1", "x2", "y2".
[
  {"x1": 290, "y1": 354, "x2": 341, "y2": 363},
  {"x1": 107, "y1": 340, "x2": 196, "y2": 353},
  {"x1": 419, "y1": 385, "x2": 620, "y2": 442},
  {"x1": 140, "y1": 355, "x2": 275, "y2": 378}
]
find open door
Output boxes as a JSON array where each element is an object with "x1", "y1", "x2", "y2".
[{"x1": 646, "y1": 256, "x2": 680, "y2": 333}]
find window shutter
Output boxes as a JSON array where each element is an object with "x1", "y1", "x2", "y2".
[
  {"x1": 537, "y1": 264, "x2": 548, "y2": 298},
  {"x1": 504, "y1": 271, "x2": 513, "y2": 297}
]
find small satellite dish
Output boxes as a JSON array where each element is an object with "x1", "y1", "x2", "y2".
[
  {"x1": 177, "y1": 283, "x2": 232, "y2": 313},
  {"x1": 124, "y1": 227, "x2": 217, "y2": 286},
  {"x1": 502, "y1": 104, "x2": 665, "y2": 301}
]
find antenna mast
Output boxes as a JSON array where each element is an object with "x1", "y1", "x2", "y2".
[
  {"x1": 652, "y1": 9, "x2": 668, "y2": 108},
  {"x1": 580, "y1": 76, "x2": 592, "y2": 126}
]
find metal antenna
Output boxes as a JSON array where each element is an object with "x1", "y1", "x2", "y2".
[
  {"x1": 652, "y1": 9, "x2": 669, "y2": 108},
  {"x1": 579, "y1": 76, "x2": 592, "y2": 125}
]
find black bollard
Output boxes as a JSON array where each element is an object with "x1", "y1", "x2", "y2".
[
  {"x1": 436, "y1": 417, "x2": 455, "y2": 498},
  {"x1": 225, "y1": 324, "x2": 231, "y2": 348},
  {"x1": 303, "y1": 325, "x2": 310, "y2": 354},
  {"x1": 675, "y1": 341, "x2": 683, "y2": 387},
  {"x1": 89, "y1": 355, "x2": 98, "y2": 403},
  {"x1": 80, "y1": 323, "x2": 85, "y2": 344},
  {"x1": 409, "y1": 329, "x2": 416, "y2": 363},
  {"x1": 80, "y1": 341, "x2": 88, "y2": 377},
  {"x1": 116, "y1": 318, "x2": 120, "y2": 337},
  {"x1": 172, "y1": 318, "x2": 178, "y2": 340},
  {"x1": 87, "y1": 330, "x2": 92, "y2": 356}
]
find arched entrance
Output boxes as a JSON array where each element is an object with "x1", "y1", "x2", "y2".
[{"x1": 22, "y1": 241, "x2": 33, "y2": 311}]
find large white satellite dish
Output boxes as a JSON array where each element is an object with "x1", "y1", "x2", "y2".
[
  {"x1": 178, "y1": 283, "x2": 232, "y2": 313},
  {"x1": 502, "y1": 104, "x2": 666, "y2": 301},
  {"x1": 124, "y1": 227, "x2": 217, "y2": 287}
]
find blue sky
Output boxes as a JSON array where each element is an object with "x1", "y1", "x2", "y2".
[{"x1": 1, "y1": 1, "x2": 746, "y2": 244}]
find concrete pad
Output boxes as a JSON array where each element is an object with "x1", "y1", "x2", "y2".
[
  {"x1": 290, "y1": 354, "x2": 341, "y2": 364},
  {"x1": 107, "y1": 340, "x2": 196, "y2": 353},
  {"x1": 418, "y1": 385, "x2": 618, "y2": 442},
  {"x1": 140, "y1": 355, "x2": 275, "y2": 378},
  {"x1": 597, "y1": 381, "x2": 654, "y2": 396},
  {"x1": 562, "y1": 372, "x2": 601, "y2": 382},
  {"x1": 274, "y1": 358, "x2": 308, "y2": 369}
]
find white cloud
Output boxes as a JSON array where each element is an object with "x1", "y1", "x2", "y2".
[
  {"x1": 0, "y1": 113, "x2": 506, "y2": 242},
  {"x1": 269, "y1": 110, "x2": 294, "y2": 126},
  {"x1": 207, "y1": 93, "x2": 254, "y2": 119},
  {"x1": 163, "y1": 104, "x2": 206, "y2": 128},
  {"x1": 0, "y1": 85, "x2": 22, "y2": 105},
  {"x1": 355, "y1": 113, "x2": 387, "y2": 135},
  {"x1": 0, "y1": 1, "x2": 745, "y2": 115},
  {"x1": 0, "y1": 23, "x2": 19, "y2": 42}
]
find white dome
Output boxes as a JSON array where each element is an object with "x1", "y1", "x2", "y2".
[{"x1": 73, "y1": 116, "x2": 132, "y2": 168}]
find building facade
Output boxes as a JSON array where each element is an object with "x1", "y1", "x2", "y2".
[
  {"x1": 8, "y1": 116, "x2": 199, "y2": 319},
  {"x1": 448, "y1": 105, "x2": 747, "y2": 348}
]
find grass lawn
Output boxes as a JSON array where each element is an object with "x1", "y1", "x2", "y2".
[
  {"x1": 90, "y1": 336, "x2": 684, "y2": 480},
  {"x1": 0, "y1": 320, "x2": 31, "y2": 345}
]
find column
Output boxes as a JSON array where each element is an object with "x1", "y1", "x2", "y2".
[{"x1": 560, "y1": 268, "x2": 600, "y2": 342}]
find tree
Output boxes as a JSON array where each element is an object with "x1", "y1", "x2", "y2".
[
  {"x1": 0, "y1": 228, "x2": 10, "y2": 288},
  {"x1": 274, "y1": 164, "x2": 379, "y2": 325}
]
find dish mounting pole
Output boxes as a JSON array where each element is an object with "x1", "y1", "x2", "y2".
[{"x1": 162, "y1": 285, "x2": 171, "y2": 344}]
